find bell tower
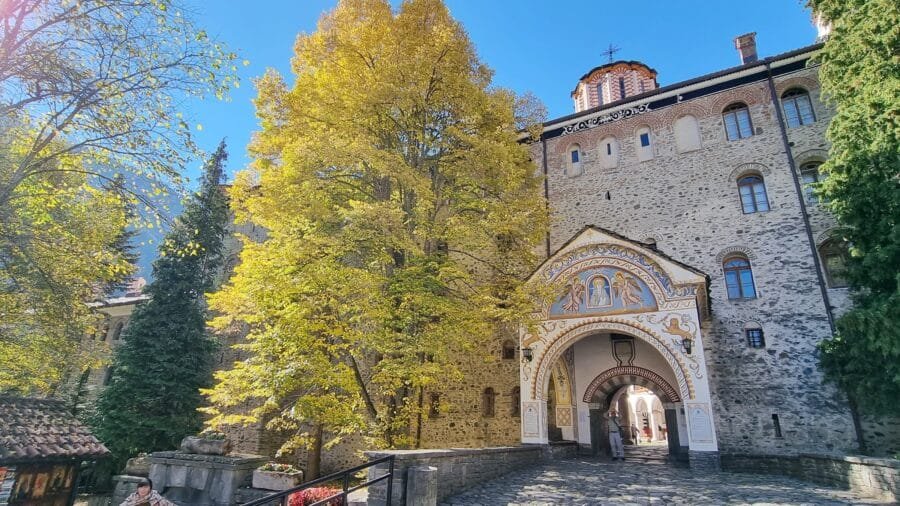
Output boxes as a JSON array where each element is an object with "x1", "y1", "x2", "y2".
[{"x1": 571, "y1": 60, "x2": 658, "y2": 112}]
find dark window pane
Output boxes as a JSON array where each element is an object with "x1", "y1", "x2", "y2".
[
  {"x1": 571, "y1": 149, "x2": 579, "y2": 163},
  {"x1": 747, "y1": 329, "x2": 765, "y2": 348},
  {"x1": 640, "y1": 133, "x2": 650, "y2": 147}
]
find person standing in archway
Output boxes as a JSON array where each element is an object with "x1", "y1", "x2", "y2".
[{"x1": 606, "y1": 411, "x2": 625, "y2": 460}]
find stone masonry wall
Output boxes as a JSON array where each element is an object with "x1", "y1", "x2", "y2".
[
  {"x1": 721, "y1": 453, "x2": 899, "y2": 501},
  {"x1": 365, "y1": 443, "x2": 578, "y2": 505},
  {"x1": 536, "y1": 62, "x2": 858, "y2": 456}
]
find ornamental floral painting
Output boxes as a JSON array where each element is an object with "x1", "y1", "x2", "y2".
[{"x1": 550, "y1": 267, "x2": 657, "y2": 317}]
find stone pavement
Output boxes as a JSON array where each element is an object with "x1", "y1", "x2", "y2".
[{"x1": 440, "y1": 457, "x2": 892, "y2": 505}]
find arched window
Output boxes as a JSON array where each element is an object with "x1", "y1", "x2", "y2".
[
  {"x1": 618, "y1": 76, "x2": 626, "y2": 100},
  {"x1": 723, "y1": 103, "x2": 753, "y2": 140},
  {"x1": 738, "y1": 175, "x2": 769, "y2": 213},
  {"x1": 800, "y1": 162, "x2": 823, "y2": 204},
  {"x1": 501, "y1": 340, "x2": 516, "y2": 360},
  {"x1": 674, "y1": 115, "x2": 701, "y2": 153},
  {"x1": 745, "y1": 327, "x2": 766, "y2": 348},
  {"x1": 782, "y1": 88, "x2": 816, "y2": 127},
  {"x1": 724, "y1": 255, "x2": 757, "y2": 300},
  {"x1": 635, "y1": 127, "x2": 653, "y2": 162},
  {"x1": 429, "y1": 393, "x2": 441, "y2": 418},
  {"x1": 819, "y1": 239, "x2": 850, "y2": 288},
  {"x1": 112, "y1": 322, "x2": 125, "y2": 341},
  {"x1": 566, "y1": 144, "x2": 583, "y2": 177},
  {"x1": 482, "y1": 387, "x2": 496, "y2": 417},
  {"x1": 511, "y1": 387, "x2": 521, "y2": 417},
  {"x1": 111, "y1": 321, "x2": 125, "y2": 341},
  {"x1": 596, "y1": 82, "x2": 604, "y2": 106},
  {"x1": 103, "y1": 366, "x2": 115, "y2": 386},
  {"x1": 599, "y1": 137, "x2": 618, "y2": 169}
]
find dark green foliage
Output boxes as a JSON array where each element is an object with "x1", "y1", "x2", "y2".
[
  {"x1": 810, "y1": 0, "x2": 900, "y2": 414},
  {"x1": 92, "y1": 141, "x2": 231, "y2": 461},
  {"x1": 102, "y1": 174, "x2": 140, "y2": 296}
]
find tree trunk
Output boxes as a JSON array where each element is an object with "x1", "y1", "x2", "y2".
[{"x1": 307, "y1": 424, "x2": 324, "y2": 480}]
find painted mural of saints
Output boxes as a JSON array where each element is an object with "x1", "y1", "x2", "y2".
[
  {"x1": 560, "y1": 279, "x2": 585, "y2": 312},
  {"x1": 587, "y1": 276, "x2": 612, "y2": 307},
  {"x1": 612, "y1": 271, "x2": 643, "y2": 306}
]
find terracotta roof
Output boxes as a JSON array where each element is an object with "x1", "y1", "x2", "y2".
[{"x1": 0, "y1": 397, "x2": 110, "y2": 463}]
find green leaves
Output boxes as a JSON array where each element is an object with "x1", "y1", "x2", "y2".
[
  {"x1": 92, "y1": 142, "x2": 231, "y2": 462},
  {"x1": 810, "y1": 0, "x2": 900, "y2": 415},
  {"x1": 204, "y1": 0, "x2": 547, "y2": 457}
]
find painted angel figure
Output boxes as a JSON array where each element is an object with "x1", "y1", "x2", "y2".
[
  {"x1": 612, "y1": 272, "x2": 643, "y2": 306},
  {"x1": 560, "y1": 279, "x2": 585, "y2": 313}
]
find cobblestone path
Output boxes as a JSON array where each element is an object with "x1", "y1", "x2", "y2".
[{"x1": 441, "y1": 457, "x2": 891, "y2": 505}]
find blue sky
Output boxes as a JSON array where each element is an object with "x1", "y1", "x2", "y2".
[
  {"x1": 134, "y1": 0, "x2": 819, "y2": 280},
  {"x1": 184, "y1": 0, "x2": 818, "y2": 178}
]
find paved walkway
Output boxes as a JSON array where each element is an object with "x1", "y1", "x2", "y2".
[{"x1": 441, "y1": 457, "x2": 891, "y2": 505}]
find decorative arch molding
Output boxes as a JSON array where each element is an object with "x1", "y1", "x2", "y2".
[
  {"x1": 729, "y1": 162, "x2": 771, "y2": 182},
  {"x1": 708, "y1": 85, "x2": 769, "y2": 114},
  {"x1": 542, "y1": 243, "x2": 696, "y2": 300},
  {"x1": 582, "y1": 366, "x2": 682, "y2": 404},
  {"x1": 775, "y1": 75, "x2": 820, "y2": 96},
  {"x1": 658, "y1": 102, "x2": 711, "y2": 127},
  {"x1": 552, "y1": 130, "x2": 596, "y2": 154},
  {"x1": 531, "y1": 317, "x2": 694, "y2": 402},
  {"x1": 715, "y1": 245, "x2": 758, "y2": 264},
  {"x1": 815, "y1": 227, "x2": 847, "y2": 248},
  {"x1": 794, "y1": 149, "x2": 829, "y2": 168}
]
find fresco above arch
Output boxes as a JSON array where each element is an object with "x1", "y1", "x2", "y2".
[{"x1": 550, "y1": 267, "x2": 657, "y2": 318}]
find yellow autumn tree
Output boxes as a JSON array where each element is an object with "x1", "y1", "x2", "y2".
[{"x1": 203, "y1": 0, "x2": 547, "y2": 474}]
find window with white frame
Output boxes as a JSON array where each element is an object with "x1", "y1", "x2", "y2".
[
  {"x1": 737, "y1": 174, "x2": 770, "y2": 213},
  {"x1": 723, "y1": 102, "x2": 754, "y2": 140},
  {"x1": 782, "y1": 88, "x2": 816, "y2": 127}
]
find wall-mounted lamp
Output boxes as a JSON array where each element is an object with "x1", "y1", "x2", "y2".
[
  {"x1": 520, "y1": 347, "x2": 533, "y2": 362},
  {"x1": 681, "y1": 338, "x2": 693, "y2": 355}
]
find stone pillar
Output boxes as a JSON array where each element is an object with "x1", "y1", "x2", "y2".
[
  {"x1": 618, "y1": 393, "x2": 634, "y2": 445},
  {"x1": 405, "y1": 466, "x2": 437, "y2": 506}
]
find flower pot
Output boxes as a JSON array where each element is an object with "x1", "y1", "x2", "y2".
[
  {"x1": 179, "y1": 435, "x2": 232, "y2": 455},
  {"x1": 252, "y1": 469, "x2": 304, "y2": 491}
]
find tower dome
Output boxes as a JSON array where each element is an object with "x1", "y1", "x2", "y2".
[{"x1": 571, "y1": 60, "x2": 658, "y2": 112}]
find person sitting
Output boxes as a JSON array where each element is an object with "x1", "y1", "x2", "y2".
[{"x1": 120, "y1": 478, "x2": 173, "y2": 506}]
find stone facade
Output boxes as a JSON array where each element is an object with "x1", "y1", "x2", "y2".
[
  {"x1": 215, "y1": 38, "x2": 897, "y2": 475},
  {"x1": 532, "y1": 43, "x2": 859, "y2": 457}
]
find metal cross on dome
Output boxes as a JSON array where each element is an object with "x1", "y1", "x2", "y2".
[{"x1": 601, "y1": 43, "x2": 621, "y2": 63}]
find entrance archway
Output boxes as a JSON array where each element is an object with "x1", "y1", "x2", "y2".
[
  {"x1": 519, "y1": 227, "x2": 721, "y2": 470},
  {"x1": 582, "y1": 366, "x2": 686, "y2": 462}
]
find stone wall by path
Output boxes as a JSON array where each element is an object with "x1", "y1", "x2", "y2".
[
  {"x1": 364, "y1": 443, "x2": 578, "y2": 505},
  {"x1": 861, "y1": 415, "x2": 900, "y2": 458},
  {"x1": 721, "y1": 453, "x2": 898, "y2": 502}
]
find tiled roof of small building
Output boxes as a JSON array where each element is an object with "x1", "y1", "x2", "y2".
[{"x1": 0, "y1": 396, "x2": 110, "y2": 463}]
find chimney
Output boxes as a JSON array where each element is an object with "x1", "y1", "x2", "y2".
[{"x1": 734, "y1": 32, "x2": 758, "y2": 64}]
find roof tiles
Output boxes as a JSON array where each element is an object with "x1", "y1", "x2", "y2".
[{"x1": 0, "y1": 396, "x2": 109, "y2": 463}]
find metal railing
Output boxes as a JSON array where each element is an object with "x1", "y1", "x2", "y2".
[{"x1": 244, "y1": 455, "x2": 394, "y2": 506}]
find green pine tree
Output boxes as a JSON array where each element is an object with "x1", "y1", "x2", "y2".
[
  {"x1": 810, "y1": 0, "x2": 900, "y2": 418},
  {"x1": 92, "y1": 141, "x2": 231, "y2": 462},
  {"x1": 101, "y1": 174, "x2": 140, "y2": 296}
]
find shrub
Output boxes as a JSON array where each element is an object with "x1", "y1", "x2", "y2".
[{"x1": 287, "y1": 487, "x2": 341, "y2": 506}]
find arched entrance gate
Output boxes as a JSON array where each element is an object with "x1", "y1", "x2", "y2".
[{"x1": 519, "y1": 227, "x2": 720, "y2": 470}]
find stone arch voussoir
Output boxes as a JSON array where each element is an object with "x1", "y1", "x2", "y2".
[
  {"x1": 531, "y1": 318, "x2": 694, "y2": 403},
  {"x1": 583, "y1": 365, "x2": 682, "y2": 404}
]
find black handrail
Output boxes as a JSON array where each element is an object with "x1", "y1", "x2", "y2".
[{"x1": 243, "y1": 455, "x2": 394, "y2": 506}]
